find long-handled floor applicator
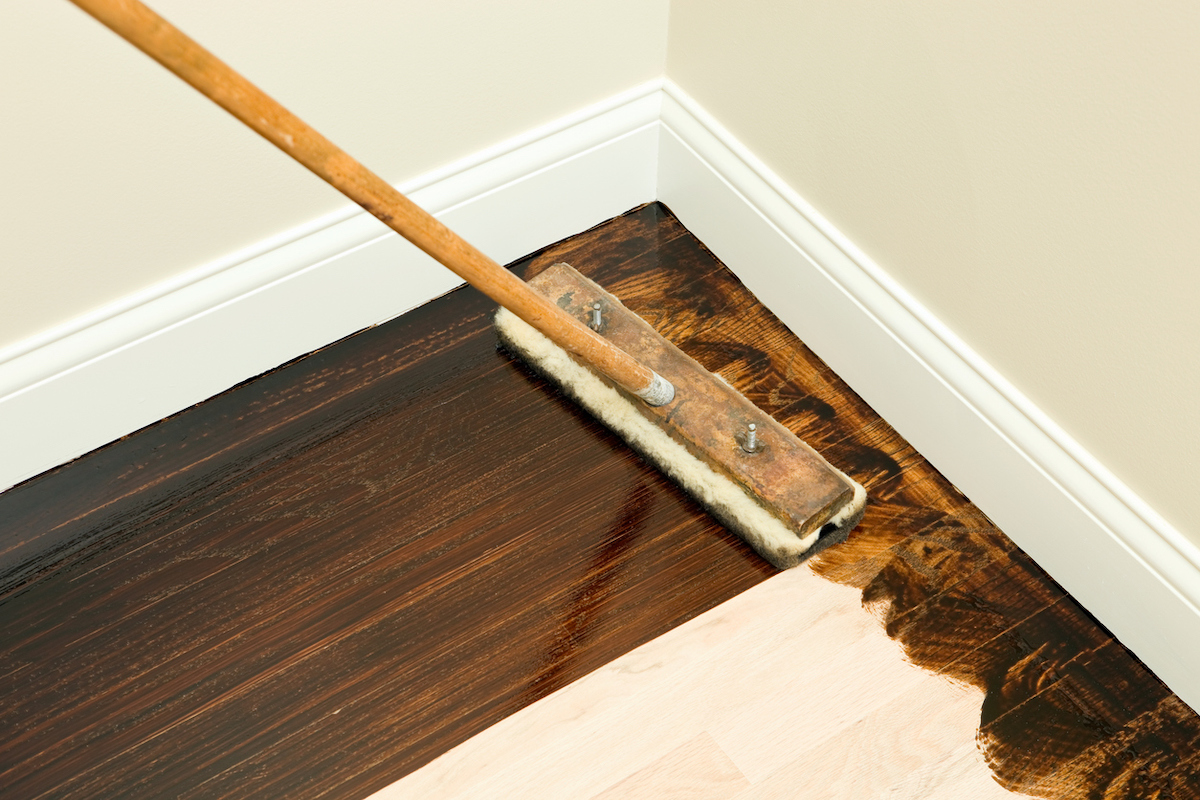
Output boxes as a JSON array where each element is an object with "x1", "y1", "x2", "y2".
[{"x1": 66, "y1": 0, "x2": 865, "y2": 568}]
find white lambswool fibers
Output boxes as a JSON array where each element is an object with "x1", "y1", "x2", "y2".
[{"x1": 494, "y1": 308, "x2": 866, "y2": 569}]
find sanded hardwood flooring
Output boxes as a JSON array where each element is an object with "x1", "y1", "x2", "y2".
[
  {"x1": 376, "y1": 566, "x2": 1025, "y2": 799},
  {"x1": 1, "y1": 204, "x2": 1197, "y2": 799}
]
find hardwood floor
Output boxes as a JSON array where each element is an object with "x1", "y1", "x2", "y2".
[{"x1": 1, "y1": 204, "x2": 1197, "y2": 799}]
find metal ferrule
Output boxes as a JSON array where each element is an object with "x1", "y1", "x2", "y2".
[{"x1": 636, "y1": 372, "x2": 676, "y2": 407}]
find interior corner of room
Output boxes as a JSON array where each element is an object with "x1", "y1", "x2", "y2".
[{"x1": 2, "y1": 0, "x2": 1198, "y2": 727}]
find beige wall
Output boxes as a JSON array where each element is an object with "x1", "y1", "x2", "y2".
[
  {"x1": 1, "y1": 0, "x2": 668, "y2": 347},
  {"x1": 667, "y1": 0, "x2": 1200, "y2": 544}
]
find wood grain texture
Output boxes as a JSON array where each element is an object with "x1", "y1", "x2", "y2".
[
  {"x1": 590, "y1": 732, "x2": 750, "y2": 800},
  {"x1": 1, "y1": 205, "x2": 1197, "y2": 799}
]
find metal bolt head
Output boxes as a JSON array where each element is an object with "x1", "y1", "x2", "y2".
[{"x1": 741, "y1": 422, "x2": 759, "y2": 454}]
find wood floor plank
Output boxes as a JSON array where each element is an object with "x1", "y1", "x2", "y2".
[
  {"x1": 590, "y1": 732, "x2": 749, "y2": 800},
  {"x1": 732, "y1": 682, "x2": 993, "y2": 799}
]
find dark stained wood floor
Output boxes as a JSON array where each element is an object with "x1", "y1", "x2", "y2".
[{"x1": 1, "y1": 204, "x2": 1197, "y2": 799}]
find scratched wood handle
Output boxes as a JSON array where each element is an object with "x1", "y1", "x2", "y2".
[{"x1": 67, "y1": 0, "x2": 671, "y2": 404}]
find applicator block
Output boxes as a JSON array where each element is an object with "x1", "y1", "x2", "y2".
[{"x1": 494, "y1": 262, "x2": 865, "y2": 569}]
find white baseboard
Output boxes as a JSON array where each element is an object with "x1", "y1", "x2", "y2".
[
  {"x1": 3, "y1": 78, "x2": 1197, "y2": 712},
  {"x1": 657, "y1": 80, "x2": 1200, "y2": 712},
  {"x1": 0, "y1": 81, "x2": 662, "y2": 492}
]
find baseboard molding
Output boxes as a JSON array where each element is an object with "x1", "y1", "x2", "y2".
[
  {"x1": 657, "y1": 80, "x2": 1200, "y2": 712},
  {"x1": 0, "y1": 80, "x2": 662, "y2": 493},
  {"x1": 3, "y1": 78, "x2": 1197, "y2": 711}
]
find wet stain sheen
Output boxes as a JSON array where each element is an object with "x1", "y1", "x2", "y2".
[{"x1": 1, "y1": 204, "x2": 1197, "y2": 799}]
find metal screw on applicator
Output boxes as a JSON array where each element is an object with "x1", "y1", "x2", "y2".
[
  {"x1": 742, "y1": 423, "x2": 759, "y2": 454},
  {"x1": 589, "y1": 302, "x2": 603, "y2": 331}
]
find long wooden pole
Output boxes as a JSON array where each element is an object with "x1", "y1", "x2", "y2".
[{"x1": 66, "y1": 0, "x2": 674, "y2": 406}]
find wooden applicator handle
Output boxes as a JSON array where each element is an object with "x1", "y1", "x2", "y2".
[{"x1": 67, "y1": 0, "x2": 674, "y2": 406}]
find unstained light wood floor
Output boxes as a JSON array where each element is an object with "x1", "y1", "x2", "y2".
[{"x1": 1, "y1": 204, "x2": 1197, "y2": 799}]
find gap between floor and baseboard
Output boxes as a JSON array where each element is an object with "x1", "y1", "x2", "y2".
[{"x1": 2, "y1": 77, "x2": 1197, "y2": 713}]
